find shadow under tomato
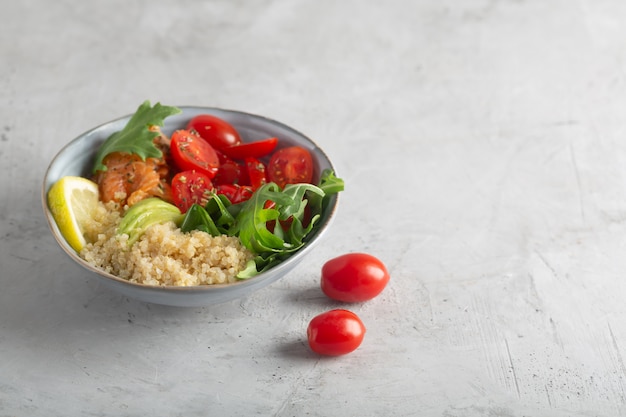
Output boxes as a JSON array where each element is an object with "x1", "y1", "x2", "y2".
[
  {"x1": 273, "y1": 337, "x2": 314, "y2": 360},
  {"x1": 285, "y1": 286, "x2": 339, "y2": 307},
  {"x1": 272, "y1": 337, "x2": 343, "y2": 361}
]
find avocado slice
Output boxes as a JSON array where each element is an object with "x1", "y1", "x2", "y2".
[{"x1": 117, "y1": 198, "x2": 184, "y2": 245}]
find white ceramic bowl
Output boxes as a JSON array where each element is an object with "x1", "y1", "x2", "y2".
[{"x1": 42, "y1": 106, "x2": 339, "y2": 307}]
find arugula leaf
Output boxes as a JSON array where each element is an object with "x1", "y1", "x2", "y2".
[
  {"x1": 318, "y1": 169, "x2": 345, "y2": 195},
  {"x1": 205, "y1": 193, "x2": 237, "y2": 229},
  {"x1": 179, "y1": 204, "x2": 220, "y2": 236},
  {"x1": 308, "y1": 169, "x2": 344, "y2": 214},
  {"x1": 231, "y1": 183, "x2": 286, "y2": 254},
  {"x1": 279, "y1": 183, "x2": 322, "y2": 220},
  {"x1": 179, "y1": 194, "x2": 238, "y2": 236},
  {"x1": 92, "y1": 101, "x2": 181, "y2": 172}
]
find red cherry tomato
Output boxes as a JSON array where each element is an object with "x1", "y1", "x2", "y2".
[
  {"x1": 245, "y1": 157, "x2": 267, "y2": 190},
  {"x1": 307, "y1": 309, "x2": 366, "y2": 356},
  {"x1": 171, "y1": 170, "x2": 214, "y2": 213},
  {"x1": 170, "y1": 129, "x2": 220, "y2": 178},
  {"x1": 213, "y1": 151, "x2": 248, "y2": 185},
  {"x1": 321, "y1": 253, "x2": 390, "y2": 302},
  {"x1": 221, "y1": 137, "x2": 278, "y2": 160},
  {"x1": 267, "y1": 146, "x2": 313, "y2": 188},
  {"x1": 186, "y1": 114, "x2": 241, "y2": 151},
  {"x1": 215, "y1": 184, "x2": 253, "y2": 204}
]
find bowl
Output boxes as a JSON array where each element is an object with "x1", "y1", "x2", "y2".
[{"x1": 42, "y1": 106, "x2": 340, "y2": 307}]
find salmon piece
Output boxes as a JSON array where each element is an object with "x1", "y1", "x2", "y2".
[{"x1": 94, "y1": 151, "x2": 172, "y2": 207}]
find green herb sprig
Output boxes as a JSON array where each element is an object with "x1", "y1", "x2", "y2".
[{"x1": 92, "y1": 101, "x2": 181, "y2": 172}]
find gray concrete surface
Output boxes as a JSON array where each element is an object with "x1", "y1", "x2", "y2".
[{"x1": 3, "y1": 0, "x2": 626, "y2": 415}]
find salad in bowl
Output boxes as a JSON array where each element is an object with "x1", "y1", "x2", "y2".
[{"x1": 43, "y1": 101, "x2": 343, "y2": 306}]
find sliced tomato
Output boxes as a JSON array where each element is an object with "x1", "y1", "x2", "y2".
[
  {"x1": 213, "y1": 159, "x2": 246, "y2": 185},
  {"x1": 186, "y1": 114, "x2": 241, "y2": 151},
  {"x1": 267, "y1": 146, "x2": 313, "y2": 188},
  {"x1": 215, "y1": 149, "x2": 230, "y2": 165},
  {"x1": 215, "y1": 184, "x2": 253, "y2": 204},
  {"x1": 171, "y1": 170, "x2": 214, "y2": 213},
  {"x1": 213, "y1": 151, "x2": 248, "y2": 185},
  {"x1": 170, "y1": 129, "x2": 220, "y2": 178},
  {"x1": 245, "y1": 157, "x2": 267, "y2": 190},
  {"x1": 221, "y1": 137, "x2": 278, "y2": 160}
]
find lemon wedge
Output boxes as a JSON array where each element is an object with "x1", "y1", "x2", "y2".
[{"x1": 47, "y1": 176, "x2": 100, "y2": 252}]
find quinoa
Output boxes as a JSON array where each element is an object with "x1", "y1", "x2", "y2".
[{"x1": 80, "y1": 201, "x2": 255, "y2": 286}]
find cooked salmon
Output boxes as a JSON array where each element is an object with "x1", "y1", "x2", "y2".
[{"x1": 94, "y1": 151, "x2": 172, "y2": 207}]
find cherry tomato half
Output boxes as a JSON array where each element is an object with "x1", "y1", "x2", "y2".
[
  {"x1": 245, "y1": 157, "x2": 267, "y2": 190},
  {"x1": 171, "y1": 170, "x2": 214, "y2": 213},
  {"x1": 170, "y1": 129, "x2": 220, "y2": 178},
  {"x1": 307, "y1": 309, "x2": 366, "y2": 356},
  {"x1": 321, "y1": 253, "x2": 390, "y2": 303},
  {"x1": 267, "y1": 146, "x2": 313, "y2": 189},
  {"x1": 215, "y1": 184, "x2": 253, "y2": 204},
  {"x1": 221, "y1": 137, "x2": 278, "y2": 160},
  {"x1": 186, "y1": 114, "x2": 241, "y2": 151},
  {"x1": 213, "y1": 151, "x2": 248, "y2": 185}
]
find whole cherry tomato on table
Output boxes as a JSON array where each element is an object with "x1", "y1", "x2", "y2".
[
  {"x1": 307, "y1": 309, "x2": 366, "y2": 356},
  {"x1": 321, "y1": 253, "x2": 390, "y2": 302},
  {"x1": 170, "y1": 129, "x2": 220, "y2": 178},
  {"x1": 267, "y1": 146, "x2": 313, "y2": 189},
  {"x1": 186, "y1": 114, "x2": 241, "y2": 151}
]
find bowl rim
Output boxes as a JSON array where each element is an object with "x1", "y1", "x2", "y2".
[{"x1": 42, "y1": 105, "x2": 340, "y2": 294}]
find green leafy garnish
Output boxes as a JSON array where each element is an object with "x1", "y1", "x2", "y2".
[
  {"x1": 232, "y1": 182, "x2": 322, "y2": 254},
  {"x1": 308, "y1": 169, "x2": 345, "y2": 214},
  {"x1": 180, "y1": 194, "x2": 237, "y2": 235},
  {"x1": 92, "y1": 100, "x2": 181, "y2": 172},
  {"x1": 179, "y1": 204, "x2": 220, "y2": 236},
  {"x1": 179, "y1": 169, "x2": 344, "y2": 279}
]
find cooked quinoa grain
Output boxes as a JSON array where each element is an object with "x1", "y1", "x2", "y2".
[{"x1": 80, "y1": 202, "x2": 254, "y2": 286}]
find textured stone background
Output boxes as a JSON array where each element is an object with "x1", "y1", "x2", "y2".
[{"x1": 3, "y1": 0, "x2": 626, "y2": 415}]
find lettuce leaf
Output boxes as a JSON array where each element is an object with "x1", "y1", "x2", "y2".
[{"x1": 92, "y1": 101, "x2": 181, "y2": 172}]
